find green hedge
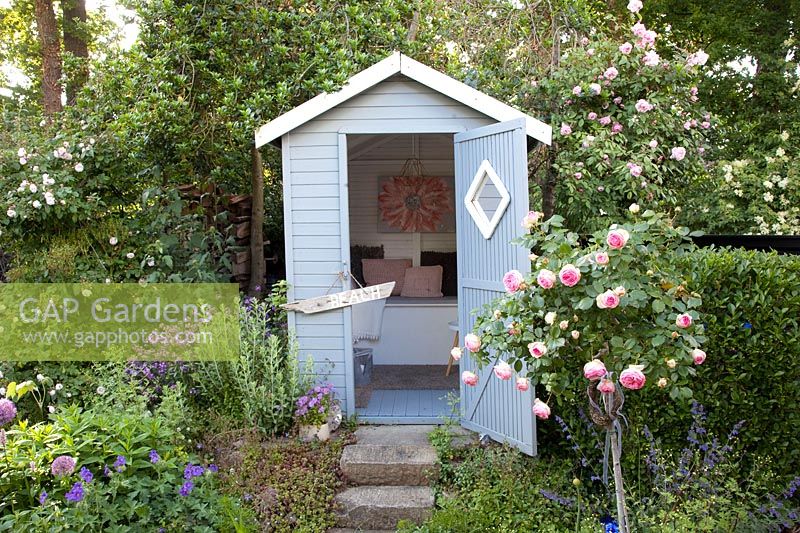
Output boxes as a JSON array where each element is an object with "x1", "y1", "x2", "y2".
[{"x1": 631, "y1": 247, "x2": 800, "y2": 476}]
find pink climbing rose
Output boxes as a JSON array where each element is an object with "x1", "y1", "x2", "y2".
[
  {"x1": 583, "y1": 359, "x2": 607, "y2": 381},
  {"x1": 598, "y1": 378, "x2": 616, "y2": 393},
  {"x1": 589, "y1": 83, "x2": 601, "y2": 95},
  {"x1": 464, "y1": 333, "x2": 481, "y2": 352},
  {"x1": 628, "y1": 163, "x2": 643, "y2": 177},
  {"x1": 528, "y1": 341, "x2": 548, "y2": 358},
  {"x1": 537, "y1": 269, "x2": 556, "y2": 289},
  {"x1": 596, "y1": 290, "x2": 621, "y2": 309},
  {"x1": 515, "y1": 377, "x2": 530, "y2": 392},
  {"x1": 532, "y1": 398, "x2": 551, "y2": 420},
  {"x1": 599, "y1": 116, "x2": 612, "y2": 126},
  {"x1": 642, "y1": 50, "x2": 660, "y2": 66},
  {"x1": 560, "y1": 123, "x2": 573, "y2": 136},
  {"x1": 594, "y1": 251, "x2": 610, "y2": 265},
  {"x1": 606, "y1": 228, "x2": 630, "y2": 249},
  {"x1": 521, "y1": 210, "x2": 543, "y2": 229},
  {"x1": 611, "y1": 123, "x2": 624, "y2": 134},
  {"x1": 671, "y1": 147, "x2": 687, "y2": 161},
  {"x1": 493, "y1": 360, "x2": 513, "y2": 380},
  {"x1": 675, "y1": 313, "x2": 693, "y2": 328},
  {"x1": 503, "y1": 270, "x2": 525, "y2": 293},
  {"x1": 450, "y1": 347, "x2": 462, "y2": 361},
  {"x1": 635, "y1": 99, "x2": 654, "y2": 113},
  {"x1": 604, "y1": 66, "x2": 619, "y2": 80},
  {"x1": 620, "y1": 365, "x2": 646, "y2": 390},
  {"x1": 558, "y1": 264, "x2": 581, "y2": 287},
  {"x1": 686, "y1": 50, "x2": 709, "y2": 67},
  {"x1": 462, "y1": 371, "x2": 478, "y2": 387},
  {"x1": 619, "y1": 42, "x2": 633, "y2": 54},
  {"x1": 572, "y1": 86, "x2": 582, "y2": 96},
  {"x1": 692, "y1": 348, "x2": 707, "y2": 365},
  {"x1": 627, "y1": 0, "x2": 643, "y2": 12}
]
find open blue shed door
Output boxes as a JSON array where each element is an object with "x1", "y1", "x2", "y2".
[{"x1": 454, "y1": 118, "x2": 536, "y2": 456}]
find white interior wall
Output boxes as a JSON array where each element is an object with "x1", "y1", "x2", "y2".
[{"x1": 348, "y1": 134, "x2": 457, "y2": 264}]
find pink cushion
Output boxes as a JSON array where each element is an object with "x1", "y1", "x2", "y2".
[
  {"x1": 400, "y1": 266, "x2": 444, "y2": 298},
  {"x1": 362, "y1": 258, "x2": 412, "y2": 295}
]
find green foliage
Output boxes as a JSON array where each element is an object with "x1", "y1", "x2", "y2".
[
  {"x1": 192, "y1": 283, "x2": 307, "y2": 436},
  {"x1": 0, "y1": 392, "x2": 256, "y2": 531},
  {"x1": 681, "y1": 129, "x2": 800, "y2": 234},
  {"x1": 204, "y1": 427, "x2": 352, "y2": 532},
  {"x1": 632, "y1": 247, "x2": 800, "y2": 477},
  {"x1": 470, "y1": 210, "x2": 704, "y2": 401}
]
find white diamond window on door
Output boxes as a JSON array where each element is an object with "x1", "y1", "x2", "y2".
[{"x1": 464, "y1": 159, "x2": 511, "y2": 239}]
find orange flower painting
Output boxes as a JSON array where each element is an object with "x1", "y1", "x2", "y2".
[{"x1": 378, "y1": 176, "x2": 454, "y2": 232}]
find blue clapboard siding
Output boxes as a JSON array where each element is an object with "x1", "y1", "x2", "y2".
[
  {"x1": 283, "y1": 75, "x2": 494, "y2": 415},
  {"x1": 454, "y1": 119, "x2": 536, "y2": 455}
]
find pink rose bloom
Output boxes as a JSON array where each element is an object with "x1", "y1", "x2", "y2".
[
  {"x1": 598, "y1": 378, "x2": 616, "y2": 393},
  {"x1": 613, "y1": 286, "x2": 626, "y2": 296},
  {"x1": 606, "y1": 228, "x2": 630, "y2": 249},
  {"x1": 532, "y1": 398, "x2": 551, "y2": 420},
  {"x1": 627, "y1": 0, "x2": 643, "y2": 13},
  {"x1": 686, "y1": 50, "x2": 709, "y2": 67},
  {"x1": 528, "y1": 341, "x2": 547, "y2": 358},
  {"x1": 611, "y1": 122, "x2": 624, "y2": 134},
  {"x1": 521, "y1": 210, "x2": 543, "y2": 229},
  {"x1": 604, "y1": 67, "x2": 619, "y2": 80},
  {"x1": 589, "y1": 83, "x2": 601, "y2": 95},
  {"x1": 684, "y1": 121, "x2": 692, "y2": 130},
  {"x1": 632, "y1": 22, "x2": 647, "y2": 38},
  {"x1": 619, "y1": 42, "x2": 633, "y2": 55},
  {"x1": 648, "y1": 139, "x2": 658, "y2": 149},
  {"x1": 635, "y1": 99, "x2": 653, "y2": 113},
  {"x1": 642, "y1": 50, "x2": 660, "y2": 66},
  {"x1": 701, "y1": 121, "x2": 711, "y2": 129},
  {"x1": 571, "y1": 330, "x2": 580, "y2": 340},
  {"x1": 515, "y1": 377, "x2": 530, "y2": 392},
  {"x1": 587, "y1": 112, "x2": 597, "y2": 120},
  {"x1": 620, "y1": 365, "x2": 646, "y2": 390},
  {"x1": 595, "y1": 251, "x2": 610, "y2": 265},
  {"x1": 638, "y1": 30, "x2": 657, "y2": 48},
  {"x1": 692, "y1": 348, "x2": 707, "y2": 365},
  {"x1": 561, "y1": 123, "x2": 573, "y2": 136},
  {"x1": 599, "y1": 116, "x2": 612, "y2": 126},
  {"x1": 572, "y1": 85, "x2": 582, "y2": 96},
  {"x1": 587, "y1": 48, "x2": 595, "y2": 57},
  {"x1": 596, "y1": 290, "x2": 621, "y2": 309},
  {"x1": 503, "y1": 270, "x2": 525, "y2": 293},
  {"x1": 464, "y1": 333, "x2": 482, "y2": 352},
  {"x1": 583, "y1": 359, "x2": 607, "y2": 381},
  {"x1": 580, "y1": 37, "x2": 589, "y2": 46},
  {"x1": 493, "y1": 360, "x2": 513, "y2": 380},
  {"x1": 558, "y1": 264, "x2": 581, "y2": 287},
  {"x1": 450, "y1": 347, "x2": 462, "y2": 361},
  {"x1": 628, "y1": 163, "x2": 642, "y2": 177},
  {"x1": 675, "y1": 313, "x2": 693, "y2": 328},
  {"x1": 536, "y1": 269, "x2": 556, "y2": 289},
  {"x1": 690, "y1": 86, "x2": 699, "y2": 96},
  {"x1": 670, "y1": 147, "x2": 687, "y2": 161},
  {"x1": 574, "y1": 172, "x2": 583, "y2": 179},
  {"x1": 462, "y1": 371, "x2": 479, "y2": 387},
  {"x1": 613, "y1": 96, "x2": 623, "y2": 105}
]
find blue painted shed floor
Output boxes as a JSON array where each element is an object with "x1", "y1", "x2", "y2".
[{"x1": 356, "y1": 389, "x2": 458, "y2": 424}]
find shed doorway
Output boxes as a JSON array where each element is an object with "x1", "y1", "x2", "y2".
[{"x1": 346, "y1": 133, "x2": 460, "y2": 424}]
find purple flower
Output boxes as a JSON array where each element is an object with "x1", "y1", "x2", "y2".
[
  {"x1": 103, "y1": 465, "x2": 111, "y2": 477},
  {"x1": 113, "y1": 455, "x2": 126, "y2": 471},
  {"x1": 149, "y1": 450, "x2": 160, "y2": 464},
  {"x1": 39, "y1": 491, "x2": 48, "y2": 505},
  {"x1": 65, "y1": 482, "x2": 84, "y2": 503},
  {"x1": 0, "y1": 399, "x2": 17, "y2": 426},
  {"x1": 179, "y1": 480, "x2": 194, "y2": 496},
  {"x1": 243, "y1": 493, "x2": 253, "y2": 502},
  {"x1": 208, "y1": 464, "x2": 218, "y2": 473},
  {"x1": 184, "y1": 463, "x2": 204, "y2": 479},
  {"x1": 79, "y1": 466, "x2": 93, "y2": 483},
  {"x1": 51, "y1": 456, "x2": 76, "y2": 477}
]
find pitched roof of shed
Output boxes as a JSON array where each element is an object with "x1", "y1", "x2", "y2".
[{"x1": 254, "y1": 52, "x2": 551, "y2": 148}]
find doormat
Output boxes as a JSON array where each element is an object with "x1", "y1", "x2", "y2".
[{"x1": 355, "y1": 364, "x2": 458, "y2": 408}]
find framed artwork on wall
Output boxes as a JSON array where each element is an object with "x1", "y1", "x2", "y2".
[{"x1": 377, "y1": 175, "x2": 456, "y2": 233}]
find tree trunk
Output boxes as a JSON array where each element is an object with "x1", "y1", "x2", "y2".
[
  {"x1": 248, "y1": 145, "x2": 266, "y2": 295},
  {"x1": 34, "y1": 0, "x2": 63, "y2": 115},
  {"x1": 62, "y1": 0, "x2": 89, "y2": 105}
]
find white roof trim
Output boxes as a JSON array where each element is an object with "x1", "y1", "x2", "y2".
[{"x1": 255, "y1": 52, "x2": 551, "y2": 148}]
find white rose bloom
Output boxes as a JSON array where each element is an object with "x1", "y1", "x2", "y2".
[
  {"x1": 45, "y1": 193, "x2": 55, "y2": 206},
  {"x1": 764, "y1": 192, "x2": 774, "y2": 202},
  {"x1": 29, "y1": 183, "x2": 38, "y2": 193},
  {"x1": 48, "y1": 406, "x2": 56, "y2": 414},
  {"x1": 17, "y1": 148, "x2": 26, "y2": 157},
  {"x1": 763, "y1": 180, "x2": 774, "y2": 189},
  {"x1": 545, "y1": 311, "x2": 557, "y2": 325},
  {"x1": 776, "y1": 148, "x2": 785, "y2": 157},
  {"x1": 96, "y1": 386, "x2": 106, "y2": 395},
  {"x1": 126, "y1": 252, "x2": 135, "y2": 259},
  {"x1": 0, "y1": 387, "x2": 4, "y2": 396},
  {"x1": 109, "y1": 236, "x2": 118, "y2": 245},
  {"x1": 37, "y1": 374, "x2": 44, "y2": 381},
  {"x1": 629, "y1": 203, "x2": 640, "y2": 214},
  {"x1": 7, "y1": 209, "x2": 16, "y2": 218},
  {"x1": 32, "y1": 200, "x2": 42, "y2": 209},
  {"x1": 74, "y1": 162, "x2": 84, "y2": 173},
  {"x1": 55, "y1": 383, "x2": 63, "y2": 390}
]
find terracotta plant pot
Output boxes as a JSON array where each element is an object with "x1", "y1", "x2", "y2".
[{"x1": 299, "y1": 422, "x2": 331, "y2": 442}]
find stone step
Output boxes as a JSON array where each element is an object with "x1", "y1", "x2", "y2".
[
  {"x1": 334, "y1": 485, "x2": 434, "y2": 530},
  {"x1": 341, "y1": 444, "x2": 438, "y2": 486}
]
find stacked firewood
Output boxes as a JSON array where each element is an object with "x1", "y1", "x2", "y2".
[{"x1": 177, "y1": 186, "x2": 273, "y2": 291}]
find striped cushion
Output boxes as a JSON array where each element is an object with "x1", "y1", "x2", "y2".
[
  {"x1": 362, "y1": 258, "x2": 412, "y2": 295},
  {"x1": 400, "y1": 265, "x2": 444, "y2": 298}
]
